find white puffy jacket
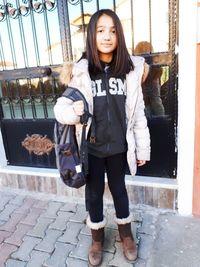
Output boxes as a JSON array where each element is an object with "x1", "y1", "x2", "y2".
[{"x1": 54, "y1": 56, "x2": 151, "y2": 176}]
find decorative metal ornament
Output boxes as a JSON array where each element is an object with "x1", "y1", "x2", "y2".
[
  {"x1": 0, "y1": 4, "x2": 6, "y2": 21},
  {"x1": 0, "y1": 0, "x2": 57, "y2": 21},
  {"x1": 32, "y1": 0, "x2": 56, "y2": 13},
  {"x1": 22, "y1": 134, "x2": 54, "y2": 155},
  {"x1": 68, "y1": 0, "x2": 92, "y2": 5},
  {"x1": 19, "y1": 5, "x2": 30, "y2": 16}
]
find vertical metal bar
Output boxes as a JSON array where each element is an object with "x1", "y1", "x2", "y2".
[
  {"x1": 149, "y1": 0, "x2": 152, "y2": 51},
  {"x1": 169, "y1": 0, "x2": 177, "y2": 53},
  {"x1": 3, "y1": 0, "x2": 17, "y2": 68},
  {"x1": 57, "y1": 0, "x2": 73, "y2": 61},
  {"x1": 113, "y1": 0, "x2": 116, "y2": 12},
  {"x1": 6, "y1": 81, "x2": 15, "y2": 119},
  {"x1": 16, "y1": 79, "x2": 26, "y2": 119},
  {"x1": 80, "y1": 0, "x2": 86, "y2": 50},
  {"x1": 16, "y1": 0, "x2": 29, "y2": 67},
  {"x1": 130, "y1": 0, "x2": 134, "y2": 54},
  {"x1": 29, "y1": 7, "x2": 41, "y2": 66},
  {"x1": 0, "y1": 88, "x2": 4, "y2": 119},
  {"x1": 168, "y1": 0, "x2": 178, "y2": 177},
  {"x1": 0, "y1": 33, "x2": 6, "y2": 70},
  {"x1": 42, "y1": 2, "x2": 53, "y2": 65},
  {"x1": 96, "y1": 0, "x2": 99, "y2": 10},
  {"x1": 27, "y1": 79, "x2": 37, "y2": 119},
  {"x1": 38, "y1": 77, "x2": 48, "y2": 118}
]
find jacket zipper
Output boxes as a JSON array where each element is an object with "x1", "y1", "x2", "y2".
[{"x1": 104, "y1": 65, "x2": 111, "y2": 153}]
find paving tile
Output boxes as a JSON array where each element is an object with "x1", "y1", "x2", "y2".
[
  {"x1": 58, "y1": 221, "x2": 84, "y2": 244},
  {"x1": 43, "y1": 242, "x2": 74, "y2": 267},
  {"x1": 49, "y1": 211, "x2": 73, "y2": 231},
  {"x1": 0, "y1": 196, "x2": 16, "y2": 211},
  {"x1": 4, "y1": 223, "x2": 33, "y2": 246},
  {"x1": 26, "y1": 217, "x2": 54, "y2": 238},
  {"x1": 69, "y1": 233, "x2": 91, "y2": 261},
  {"x1": 137, "y1": 233, "x2": 155, "y2": 261},
  {"x1": 0, "y1": 213, "x2": 25, "y2": 232},
  {"x1": 138, "y1": 213, "x2": 158, "y2": 236},
  {"x1": 66, "y1": 257, "x2": 88, "y2": 267},
  {"x1": 0, "y1": 220, "x2": 6, "y2": 226},
  {"x1": 0, "y1": 191, "x2": 16, "y2": 199},
  {"x1": 32, "y1": 199, "x2": 49, "y2": 210},
  {"x1": 0, "y1": 230, "x2": 12, "y2": 244},
  {"x1": 20, "y1": 207, "x2": 45, "y2": 226},
  {"x1": 134, "y1": 258, "x2": 147, "y2": 266},
  {"x1": 11, "y1": 236, "x2": 42, "y2": 261},
  {"x1": 35, "y1": 229, "x2": 62, "y2": 253},
  {"x1": 108, "y1": 242, "x2": 133, "y2": 267},
  {"x1": 26, "y1": 250, "x2": 50, "y2": 267},
  {"x1": 100, "y1": 251, "x2": 115, "y2": 267},
  {"x1": 104, "y1": 227, "x2": 118, "y2": 253},
  {"x1": 5, "y1": 259, "x2": 27, "y2": 267},
  {"x1": 69, "y1": 204, "x2": 88, "y2": 223},
  {"x1": 80, "y1": 224, "x2": 91, "y2": 236},
  {"x1": 132, "y1": 211, "x2": 143, "y2": 223},
  {"x1": 0, "y1": 204, "x2": 19, "y2": 221},
  {"x1": 60, "y1": 202, "x2": 77, "y2": 213},
  {"x1": 0, "y1": 243, "x2": 18, "y2": 267},
  {"x1": 9, "y1": 195, "x2": 26, "y2": 207},
  {"x1": 0, "y1": 189, "x2": 172, "y2": 267},
  {"x1": 40, "y1": 202, "x2": 63, "y2": 219},
  {"x1": 14, "y1": 197, "x2": 37, "y2": 214}
]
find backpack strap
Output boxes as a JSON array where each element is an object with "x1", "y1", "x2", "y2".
[
  {"x1": 62, "y1": 86, "x2": 91, "y2": 123},
  {"x1": 62, "y1": 86, "x2": 92, "y2": 176},
  {"x1": 80, "y1": 123, "x2": 88, "y2": 175}
]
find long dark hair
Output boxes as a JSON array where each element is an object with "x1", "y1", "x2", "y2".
[{"x1": 85, "y1": 9, "x2": 134, "y2": 76}]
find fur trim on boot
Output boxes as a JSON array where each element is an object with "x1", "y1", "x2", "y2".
[
  {"x1": 115, "y1": 214, "x2": 132, "y2": 225},
  {"x1": 86, "y1": 216, "x2": 107, "y2": 230}
]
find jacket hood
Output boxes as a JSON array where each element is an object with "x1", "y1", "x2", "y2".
[{"x1": 59, "y1": 56, "x2": 148, "y2": 85}]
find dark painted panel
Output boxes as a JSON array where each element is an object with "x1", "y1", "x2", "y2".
[{"x1": 1, "y1": 119, "x2": 56, "y2": 168}]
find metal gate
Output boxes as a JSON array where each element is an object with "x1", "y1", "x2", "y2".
[{"x1": 0, "y1": 0, "x2": 178, "y2": 178}]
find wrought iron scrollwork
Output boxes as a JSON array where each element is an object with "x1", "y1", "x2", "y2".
[
  {"x1": 32, "y1": 0, "x2": 56, "y2": 13},
  {"x1": 0, "y1": 0, "x2": 57, "y2": 21},
  {"x1": 68, "y1": 0, "x2": 92, "y2": 5}
]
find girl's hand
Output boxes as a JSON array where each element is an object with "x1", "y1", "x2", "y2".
[
  {"x1": 137, "y1": 160, "x2": 146, "y2": 166},
  {"x1": 73, "y1": 100, "x2": 84, "y2": 116}
]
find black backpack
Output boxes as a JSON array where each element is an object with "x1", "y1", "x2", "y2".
[{"x1": 54, "y1": 87, "x2": 91, "y2": 188}]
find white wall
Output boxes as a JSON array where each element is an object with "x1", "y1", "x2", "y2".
[
  {"x1": 177, "y1": 0, "x2": 197, "y2": 215},
  {"x1": 0, "y1": 130, "x2": 7, "y2": 167}
]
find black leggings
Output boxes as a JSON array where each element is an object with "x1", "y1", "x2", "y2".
[{"x1": 85, "y1": 152, "x2": 129, "y2": 223}]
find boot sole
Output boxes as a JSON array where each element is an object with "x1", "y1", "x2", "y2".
[
  {"x1": 88, "y1": 256, "x2": 103, "y2": 267},
  {"x1": 123, "y1": 252, "x2": 138, "y2": 263}
]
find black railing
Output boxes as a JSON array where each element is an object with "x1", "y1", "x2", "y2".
[{"x1": 0, "y1": 0, "x2": 179, "y2": 176}]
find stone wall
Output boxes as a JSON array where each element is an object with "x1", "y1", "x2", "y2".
[{"x1": 0, "y1": 172, "x2": 177, "y2": 210}]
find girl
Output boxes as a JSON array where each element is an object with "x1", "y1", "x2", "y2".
[{"x1": 54, "y1": 9, "x2": 150, "y2": 266}]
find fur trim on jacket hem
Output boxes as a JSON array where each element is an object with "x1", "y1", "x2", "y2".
[
  {"x1": 86, "y1": 216, "x2": 107, "y2": 230},
  {"x1": 115, "y1": 214, "x2": 132, "y2": 225}
]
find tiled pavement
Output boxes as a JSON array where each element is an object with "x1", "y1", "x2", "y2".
[
  {"x1": 1, "y1": 186, "x2": 197, "y2": 267},
  {"x1": 0, "y1": 187, "x2": 165, "y2": 267}
]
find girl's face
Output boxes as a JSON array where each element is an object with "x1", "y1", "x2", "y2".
[{"x1": 96, "y1": 14, "x2": 117, "y2": 63}]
